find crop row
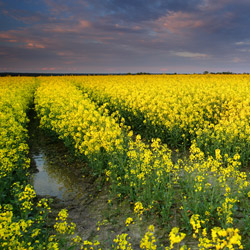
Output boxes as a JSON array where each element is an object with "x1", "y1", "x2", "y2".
[
  {"x1": 71, "y1": 74, "x2": 250, "y2": 165},
  {"x1": 0, "y1": 77, "x2": 86, "y2": 250},
  {"x1": 35, "y1": 77, "x2": 250, "y2": 249}
]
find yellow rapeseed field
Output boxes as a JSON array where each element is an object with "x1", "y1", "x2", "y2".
[{"x1": 1, "y1": 75, "x2": 250, "y2": 249}]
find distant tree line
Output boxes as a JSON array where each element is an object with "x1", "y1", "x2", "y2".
[
  {"x1": 0, "y1": 71, "x2": 249, "y2": 77},
  {"x1": 202, "y1": 71, "x2": 245, "y2": 75}
]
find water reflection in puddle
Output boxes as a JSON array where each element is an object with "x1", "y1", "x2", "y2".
[{"x1": 31, "y1": 150, "x2": 82, "y2": 200}]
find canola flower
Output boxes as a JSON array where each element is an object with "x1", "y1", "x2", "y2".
[
  {"x1": 197, "y1": 227, "x2": 243, "y2": 249},
  {"x1": 140, "y1": 225, "x2": 157, "y2": 250},
  {"x1": 134, "y1": 201, "x2": 144, "y2": 216},
  {"x1": 165, "y1": 227, "x2": 187, "y2": 250},
  {"x1": 125, "y1": 217, "x2": 134, "y2": 226},
  {"x1": 113, "y1": 234, "x2": 133, "y2": 250},
  {"x1": 190, "y1": 213, "x2": 244, "y2": 249}
]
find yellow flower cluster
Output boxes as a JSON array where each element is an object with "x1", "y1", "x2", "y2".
[
  {"x1": 113, "y1": 234, "x2": 133, "y2": 250},
  {"x1": 165, "y1": 227, "x2": 186, "y2": 250},
  {"x1": 140, "y1": 225, "x2": 157, "y2": 250},
  {"x1": 125, "y1": 217, "x2": 134, "y2": 226},
  {"x1": 190, "y1": 214, "x2": 204, "y2": 235},
  {"x1": 17, "y1": 184, "x2": 36, "y2": 213},
  {"x1": 198, "y1": 227, "x2": 243, "y2": 249},
  {"x1": 134, "y1": 201, "x2": 144, "y2": 216},
  {"x1": 54, "y1": 209, "x2": 76, "y2": 235}
]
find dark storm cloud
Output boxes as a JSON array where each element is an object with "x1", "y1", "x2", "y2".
[{"x1": 0, "y1": 0, "x2": 250, "y2": 73}]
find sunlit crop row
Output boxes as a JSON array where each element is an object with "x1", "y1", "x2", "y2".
[
  {"x1": 35, "y1": 77, "x2": 127, "y2": 175},
  {"x1": 35, "y1": 77, "x2": 250, "y2": 248},
  {"x1": 71, "y1": 74, "x2": 250, "y2": 165}
]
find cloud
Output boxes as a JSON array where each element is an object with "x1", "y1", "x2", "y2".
[
  {"x1": 238, "y1": 49, "x2": 250, "y2": 53},
  {"x1": 232, "y1": 57, "x2": 245, "y2": 63},
  {"x1": 235, "y1": 41, "x2": 250, "y2": 46},
  {"x1": 155, "y1": 9, "x2": 237, "y2": 36},
  {"x1": 25, "y1": 42, "x2": 45, "y2": 49},
  {"x1": 156, "y1": 11, "x2": 204, "y2": 34},
  {"x1": 0, "y1": 51, "x2": 7, "y2": 55},
  {"x1": 2, "y1": 9, "x2": 44, "y2": 24},
  {"x1": 79, "y1": 20, "x2": 91, "y2": 28},
  {"x1": 172, "y1": 51, "x2": 209, "y2": 58},
  {"x1": 1, "y1": 0, "x2": 250, "y2": 73},
  {"x1": 41, "y1": 19, "x2": 91, "y2": 34},
  {"x1": 199, "y1": 0, "x2": 250, "y2": 11},
  {"x1": 159, "y1": 67, "x2": 169, "y2": 72},
  {"x1": 44, "y1": 0, "x2": 71, "y2": 15},
  {"x1": 56, "y1": 51, "x2": 74, "y2": 57},
  {"x1": 0, "y1": 33, "x2": 15, "y2": 40},
  {"x1": 198, "y1": 0, "x2": 233, "y2": 11},
  {"x1": 0, "y1": 30, "x2": 47, "y2": 49},
  {"x1": 41, "y1": 67, "x2": 56, "y2": 71}
]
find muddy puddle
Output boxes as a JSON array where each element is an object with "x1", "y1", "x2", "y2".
[
  {"x1": 30, "y1": 146, "x2": 92, "y2": 201},
  {"x1": 31, "y1": 151, "x2": 73, "y2": 199}
]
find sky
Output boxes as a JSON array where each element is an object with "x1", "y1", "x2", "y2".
[{"x1": 0, "y1": 0, "x2": 250, "y2": 73}]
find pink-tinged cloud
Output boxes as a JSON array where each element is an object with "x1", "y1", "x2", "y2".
[
  {"x1": 41, "y1": 67, "x2": 56, "y2": 71},
  {"x1": 0, "y1": 33, "x2": 11, "y2": 39},
  {"x1": 156, "y1": 11, "x2": 205, "y2": 34},
  {"x1": 0, "y1": 31, "x2": 47, "y2": 49},
  {"x1": 232, "y1": 57, "x2": 245, "y2": 63},
  {"x1": 26, "y1": 42, "x2": 45, "y2": 49},
  {"x1": 159, "y1": 68, "x2": 169, "y2": 71},
  {"x1": 56, "y1": 51, "x2": 74, "y2": 56},
  {"x1": 0, "y1": 32, "x2": 26, "y2": 44},
  {"x1": 132, "y1": 25, "x2": 142, "y2": 31},
  {"x1": 79, "y1": 20, "x2": 91, "y2": 28},
  {"x1": 0, "y1": 33, "x2": 16, "y2": 41},
  {"x1": 42, "y1": 19, "x2": 91, "y2": 34}
]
